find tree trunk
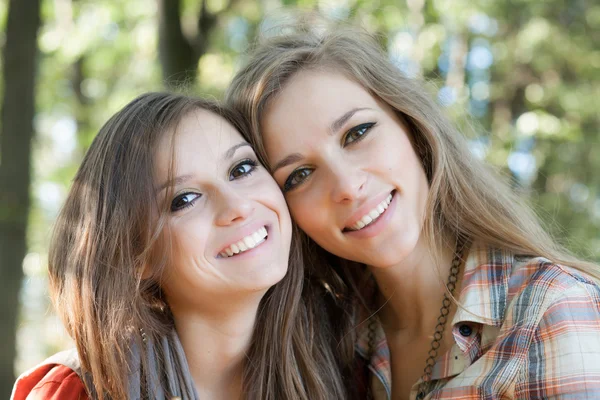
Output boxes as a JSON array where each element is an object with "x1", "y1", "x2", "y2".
[
  {"x1": 0, "y1": 0, "x2": 41, "y2": 396},
  {"x1": 158, "y1": 0, "x2": 230, "y2": 90},
  {"x1": 158, "y1": 0, "x2": 198, "y2": 88}
]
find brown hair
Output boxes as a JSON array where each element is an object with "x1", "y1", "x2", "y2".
[
  {"x1": 48, "y1": 92, "x2": 347, "y2": 399},
  {"x1": 225, "y1": 21, "x2": 599, "y2": 362}
]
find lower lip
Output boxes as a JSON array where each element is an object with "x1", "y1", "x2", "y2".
[
  {"x1": 343, "y1": 191, "x2": 397, "y2": 239},
  {"x1": 219, "y1": 230, "x2": 272, "y2": 261}
]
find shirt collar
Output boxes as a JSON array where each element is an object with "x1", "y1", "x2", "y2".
[
  {"x1": 431, "y1": 242, "x2": 514, "y2": 380},
  {"x1": 451, "y1": 242, "x2": 514, "y2": 328},
  {"x1": 355, "y1": 243, "x2": 515, "y2": 371}
]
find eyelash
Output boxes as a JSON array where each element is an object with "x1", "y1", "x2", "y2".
[
  {"x1": 170, "y1": 192, "x2": 201, "y2": 212},
  {"x1": 170, "y1": 158, "x2": 259, "y2": 212},
  {"x1": 229, "y1": 158, "x2": 258, "y2": 181},
  {"x1": 282, "y1": 122, "x2": 376, "y2": 193},
  {"x1": 283, "y1": 167, "x2": 313, "y2": 192},
  {"x1": 342, "y1": 122, "x2": 376, "y2": 146}
]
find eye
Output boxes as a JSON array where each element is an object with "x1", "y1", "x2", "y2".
[
  {"x1": 230, "y1": 159, "x2": 258, "y2": 180},
  {"x1": 343, "y1": 122, "x2": 376, "y2": 146},
  {"x1": 283, "y1": 167, "x2": 314, "y2": 192},
  {"x1": 171, "y1": 192, "x2": 201, "y2": 212}
]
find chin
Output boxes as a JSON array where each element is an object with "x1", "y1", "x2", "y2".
[
  {"x1": 366, "y1": 230, "x2": 422, "y2": 268},
  {"x1": 250, "y1": 261, "x2": 289, "y2": 291},
  {"x1": 366, "y1": 253, "x2": 410, "y2": 269}
]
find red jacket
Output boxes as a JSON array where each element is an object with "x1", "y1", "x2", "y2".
[{"x1": 12, "y1": 363, "x2": 88, "y2": 400}]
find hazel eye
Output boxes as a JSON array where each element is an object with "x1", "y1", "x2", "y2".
[
  {"x1": 230, "y1": 159, "x2": 258, "y2": 180},
  {"x1": 283, "y1": 168, "x2": 313, "y2": 192},
  {"x1": 343, "y1": 122, "x2": 376, "y2": 146},
  {"x1": 171, "y1": 192, "x2": 201, "y2": 212}
]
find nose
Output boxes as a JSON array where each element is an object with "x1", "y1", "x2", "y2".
[
  {"x1": 214, "y1": 186, "x2": 255, "y2": 226},
  {"x1": 328, "y1": 161, "x2": 367, "y2": 204}
]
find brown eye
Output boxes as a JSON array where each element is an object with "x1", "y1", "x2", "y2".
[
  {"x1": 229, "y1": 159, "x2": 258, "y2": 180},
  {"x1": 171, "y1": 192, "x2": 201, "y2": 212},
  {"x1": 283, "y1": 168, "x2": 313, "y2": 192},
  {"x1": 343, "y1": 122, "x2": 376, "y2": 146}
]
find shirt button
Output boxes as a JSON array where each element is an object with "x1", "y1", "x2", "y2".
[{"x1": 459, "y1": 324, "x2": 473, "y2": 337}]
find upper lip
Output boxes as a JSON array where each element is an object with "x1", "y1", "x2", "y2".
[
  {"x1": 343, "y1": 190, "x2": 394, "y2": 229},
  {"x1": 217, "y1": 221, "x2": 270, "y2": 255}
]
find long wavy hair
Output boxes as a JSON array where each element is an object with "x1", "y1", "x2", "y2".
[
  {"x1": 48, "y1": 92, "x2": 347, "y2": 399},
  {"x1": 225, "y1": 22, "x2": 599, "y2": 365}
]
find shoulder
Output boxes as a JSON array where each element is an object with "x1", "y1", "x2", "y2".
[
  {"x1": 12, "y1": 363, "x2": 89, "y2": 400},
  {"x1": 506, "y1": 259, "x2": 600, "y2": 396},
  {"x1": 482, "y1": 253, "x2": 600, "y2": 361},
  {"x1": 508, "y1": 255, "x2": 600, "y2": 313},
  {"x1": 466, "y1": 254, "x2": 600, "y2": 396},
  {"x1": 501, "y1": 256, "x2": 600, "y2": 339},
  {"x1": 525, "y1": 261, "x2": 600, "y2": 342}
]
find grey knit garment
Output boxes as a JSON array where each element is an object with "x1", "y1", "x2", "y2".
[{"x1": 40, "y1": 328, "x2": 199, "y2": 399}]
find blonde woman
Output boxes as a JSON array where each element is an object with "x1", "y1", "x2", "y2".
[
  {"x1": 226, "y1": 25, "x2": 600, "y2": 399},
  {"x1": 12, "y1": 92, "x2": 347, "y2": 399}
]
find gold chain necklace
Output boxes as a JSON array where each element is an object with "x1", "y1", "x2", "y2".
[
  {"x1": 415, "y1": 240, "x2": 466, "y2": 400},
  {"x1": 365, "y1": 240, "x2": 467, "y2": 400}
]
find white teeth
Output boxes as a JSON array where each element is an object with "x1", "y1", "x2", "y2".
[
  {"x1": 243, "y1": 236, "x2": 255, "y2": 249},
  {"x1": 220, "y1": 226, "x2": 268, "y2": 258},
  {"x1": 348, "y1": 193, "x2": 394, "y2": 231}
]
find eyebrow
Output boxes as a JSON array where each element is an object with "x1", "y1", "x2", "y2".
[
  {"x1": 155, "y1": 174, "x2": 194, "y2": 193},
  {"x1": 329, "y1": 107, "x2": 372, "y2": 134},
  {"x1": 224, "y1": 142, "x2": 251, "y2": 160},
  {"x1": 271, "y1": 108, "x2": 372, "y2": 174},
  {"x1": 272, "y1": 153, "x2": 305, "y2": 174},
  {"x1": 156, "y1": 142, "x2": 252, "y2": 192}
]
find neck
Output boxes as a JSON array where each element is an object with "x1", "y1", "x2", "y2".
[
  {"x1": 171, "y1": 291, "x2": 264, "y2": 399},
  {"x1": 369, "y1": 236, "x2": 457, "y2": 338}
]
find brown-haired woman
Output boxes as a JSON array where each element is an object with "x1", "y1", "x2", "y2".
[
  {"x1": 226, "y1": 23, "x2": 600, "y2": 399},
  {"x1": 12, "y1": 92, "x2": 347, "y2": 399}
]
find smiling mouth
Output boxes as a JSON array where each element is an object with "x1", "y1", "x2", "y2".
[
  {"x1": 343, "y1": 191, "x2": 394, "y2": 232},
  {"x1": 219, "y1": 226, "x2": 268, "y2": 258}
]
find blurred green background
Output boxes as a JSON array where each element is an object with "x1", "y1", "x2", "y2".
[{"x1": 0, "y1": 0, "x2": 598, "y2": 396}]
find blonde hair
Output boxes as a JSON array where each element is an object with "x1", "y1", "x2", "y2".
[
  {"x1": 226, "y1": 23, "x2": 597, "y2": 271},
  {"x1": 225, "y1": 23, "x2": 600, "y2": 345},
  {"x1": 49, "y1": 92, "x2": 348, "y2": 399}
]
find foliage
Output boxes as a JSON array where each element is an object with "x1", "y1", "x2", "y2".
[{"x1": 4, "y1": 0, "x2": 597, "y2": 375}]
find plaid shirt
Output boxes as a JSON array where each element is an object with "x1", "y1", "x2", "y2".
[{"x1": 355, "y1": 243, "x2": 600, "y2": 399}]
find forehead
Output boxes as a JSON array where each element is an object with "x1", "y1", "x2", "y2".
[
  {"x1": 264, "y1": 70, "x2": 378, "y2": 129},
  {"x1": 156, "y1": 109, "x2": 244, "y2": 174},
  {"x1": 176, "y1": 109, "x2": 242, "y2": 151}
]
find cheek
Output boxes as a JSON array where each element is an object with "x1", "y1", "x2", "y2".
[
  {"x1": 378, "y1": 132, "x2": 424, "y2": 182},
  {"x1": 255, "y1": 178, "x2": 289, "y2": 214},
  {"x1": 287, "y1": 196, "x2": 328, "y2": 238},
  {"x1": 371, "y1": 134, "x2": 407, "y2": 169},
  {"x1": 169, "y1": 215, "x2": 211, "y2": 265},
  {"x1": 400, "y1": 138, "x2": 429, "y2": 198},
  {"x1": 415, "y1": 168, "x2": 430, "y2": 216},
  {"x1": 253, "y1": 180, "x2": 293, "y2": 238}
]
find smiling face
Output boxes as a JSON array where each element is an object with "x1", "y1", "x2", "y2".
[
  {"x1": 262, "y1": 70, "x2": 429, "y2": 268},
  {"x1": 154, "y1": 109, "x2": 291, "y2": 313}
]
